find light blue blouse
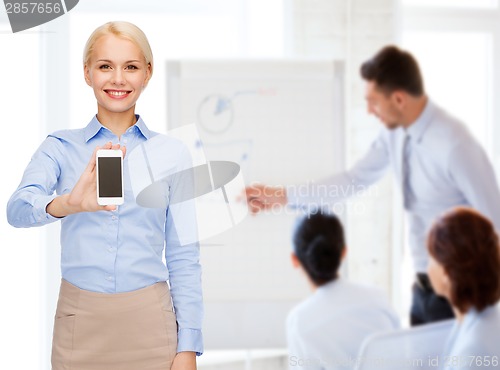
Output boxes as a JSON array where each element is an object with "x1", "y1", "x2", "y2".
[
  {"x1": 441, "y1": 304, "x2": 500, "y2": 370},
  {"x1": 7, "y1": 115, "x2": 203, "y2": 355},
  {"x1": 287, "y1": 279, "x2": 400, "y2": 370}
]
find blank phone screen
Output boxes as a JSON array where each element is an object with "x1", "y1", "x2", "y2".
[{"x1": 98, "y1": 157, "x2": 122, "y2": 197}]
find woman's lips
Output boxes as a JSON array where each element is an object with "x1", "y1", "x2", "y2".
[{"x1": 105, "y1": 90, "x2": 131, "y2": 99}]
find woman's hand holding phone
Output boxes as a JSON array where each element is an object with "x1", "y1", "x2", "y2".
[{"x1": 46, "y1": 142, "x2": 126, "y2": 218}]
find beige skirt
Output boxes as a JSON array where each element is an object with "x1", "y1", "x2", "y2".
[{"x1": 51, "y1": 279, "x2": 177, "y2": 370}]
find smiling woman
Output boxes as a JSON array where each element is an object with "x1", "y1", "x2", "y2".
[
  {"x1": 83, "y1": 24, "x2": 152, "y2": 137},
  {"x1": 6, "y1": 21, "x2": 203, "y2": 370}
]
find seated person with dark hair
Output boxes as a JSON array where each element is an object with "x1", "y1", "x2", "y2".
[
  {"x1": 287, "y1": 211, "x2": 399, "y2": 370},
  {"x1": 427, "y1": 207, "x2": 500, "y2": 369}
]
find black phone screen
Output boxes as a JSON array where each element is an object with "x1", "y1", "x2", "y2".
[{"x1": 98, "y1": 157, "x2": 123, "y2": 197}]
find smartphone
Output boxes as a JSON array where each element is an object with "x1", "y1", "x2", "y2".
[{"x1": 96, "y1": 149, "x2": 124, "y2": 206}]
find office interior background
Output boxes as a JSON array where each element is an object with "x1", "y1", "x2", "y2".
[{"x1": 1, "y1": 0, "x2": 500, "y2": 368}]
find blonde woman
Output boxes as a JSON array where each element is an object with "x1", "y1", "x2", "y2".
[{"x1": 7, "y1": 21, "x2": 202, "y2": 370}]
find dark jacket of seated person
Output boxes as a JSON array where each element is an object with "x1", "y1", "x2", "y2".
[
  {"x1": 427, "y1": 207, "x2": 500, "y2": 370},
  {"x1": 287, "y1": 211, "x2": 400, "y2": 370}
]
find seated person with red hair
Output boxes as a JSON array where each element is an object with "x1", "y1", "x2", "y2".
[{"x1": 427, "y1": 207, "x2": 500, "y2": 369}]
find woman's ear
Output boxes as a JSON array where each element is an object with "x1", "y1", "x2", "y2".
[
  {"x1": 142, "y1": 63, "x2": 152, "y2": 89},
  {"x1": 341, "y1": 246, "x2": 347, "y2": 261},
  {"x1": 84, "y1": 64, "x2": 92, "y2": 86},
  {"x1": 290, "y1": 252, "x2": 301, "y2": 268}
]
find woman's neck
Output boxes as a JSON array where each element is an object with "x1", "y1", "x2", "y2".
[
  {"x1": 97, "y1": 109, "x2": 137, "y2": 138},
  {"x1": 310, "y1": 276, "x2": 339, "y2": 292},
  {"x1": 453, "y1": 306, "x2": 466, "y2": 323}
]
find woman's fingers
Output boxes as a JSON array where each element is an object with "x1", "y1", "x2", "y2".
[
  {"x1": 110, "y1": 143, "x2": 127, "y2": 159},
  {"x1": 85, "y1": 146, "x2": 99, "y2": 173},
  {"x1": 86, "y1": 142, "x2": 113, "y2": 173}
]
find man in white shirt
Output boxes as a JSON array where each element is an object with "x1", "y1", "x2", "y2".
[{"x1": 246, "y1": 45, "x2": 500, "y2": 325}]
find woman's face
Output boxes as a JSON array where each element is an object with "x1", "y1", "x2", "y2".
[
  {"x1": 427, "y1": 255, "x2": 451, "y2": 300},
  {"x1": 84, "y1": 34, "x2": 151, "y2": 119}
]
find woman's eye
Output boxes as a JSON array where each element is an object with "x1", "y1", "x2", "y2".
[
  {"x1": 126, "y1": 65, "x2": 138, "y2": 70},
  {"x1": 99, "y1": 65, "x2": 110, "y2": 70}
]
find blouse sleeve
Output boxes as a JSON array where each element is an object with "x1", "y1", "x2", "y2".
[
  {"x1": 7, "y1": 136, "x2": 65, "y2": 228},
  {"x1": 164, "y1": 146, "x2": 204, "y2": 355}
]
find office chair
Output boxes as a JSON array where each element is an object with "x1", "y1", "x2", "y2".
[{"x1": 354, "y1": 319, "x2": 454, "y2": 370}]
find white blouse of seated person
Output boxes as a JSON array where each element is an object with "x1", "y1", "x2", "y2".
[
  {"x1": 286, "y1": 211, "x2": 400, "y2": 370},
  {"x1": 427, "y1": 207, "x2": 500, "y2": 370}
]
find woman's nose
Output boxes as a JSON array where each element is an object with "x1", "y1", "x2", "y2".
[{"x1": 111, "y1": 69, "x2": 126, "y2": 85}]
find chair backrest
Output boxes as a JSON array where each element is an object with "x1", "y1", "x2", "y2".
[{"x1": 354, "y1": 319, "x2": 455, "y2": 370}]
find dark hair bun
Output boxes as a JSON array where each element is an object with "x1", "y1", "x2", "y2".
[
  {"x1": 293, "y1": 211, "x2": 345, "y2": 286},
  {"x1": 304, "y1": 235, "x2": 338, "y2": 283}
]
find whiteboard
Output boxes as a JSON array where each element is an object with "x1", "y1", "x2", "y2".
[{"x1": 166, "y1": 60, "x2": 345, "y2": 349}]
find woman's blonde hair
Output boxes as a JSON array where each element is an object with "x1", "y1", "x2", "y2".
[{"x1": 83, "y1": 21, "x2": 154, "y2": 77}]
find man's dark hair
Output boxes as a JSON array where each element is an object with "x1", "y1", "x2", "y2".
[{"x1": 360, "y1": 45, "x2": 424, "y2": 96}]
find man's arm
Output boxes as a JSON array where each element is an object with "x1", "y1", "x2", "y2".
[{"x1": 246, "y1": 130, "x2": 391, "y2": 213}]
